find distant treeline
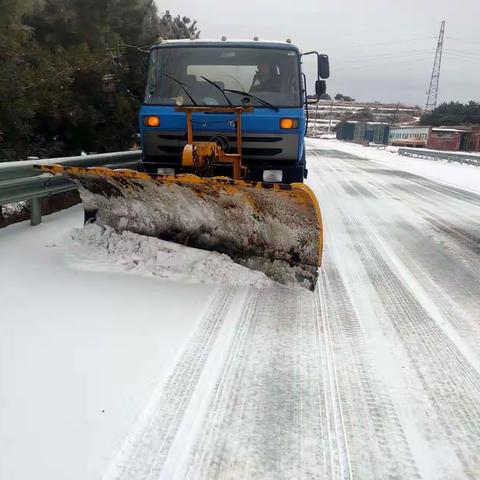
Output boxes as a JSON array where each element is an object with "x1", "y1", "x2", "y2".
[
  {"x1": 0, "y1": 1, "x2": 199, "y2": 161},
  {"x1": 420, "y1": 101, "x2": 480, "y2": 127}
]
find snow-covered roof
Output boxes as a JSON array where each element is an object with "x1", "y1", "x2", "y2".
[
  {"x1": 432, "y1": 128, "x2": 469, "y2": 133},
  {"x1": 390, "y1": 126, "x2": 431, "y2": 131}
]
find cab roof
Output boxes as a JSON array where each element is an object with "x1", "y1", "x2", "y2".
[{"x1": 151, "y1": 38, "x2": 300, "y2": 52}]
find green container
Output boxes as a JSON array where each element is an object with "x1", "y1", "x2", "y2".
[{"x1": 336, "y1": 122, "x2": 356, "y2": 141}]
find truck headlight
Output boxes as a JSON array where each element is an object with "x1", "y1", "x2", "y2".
[
  {"x1": 263, "y1": 170, "x2": 283, "y2": 183},
  {"x1": 157, "y1": 167, "x2": 175, "y2": 175}
]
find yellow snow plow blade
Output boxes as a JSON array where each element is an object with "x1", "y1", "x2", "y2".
[{"x1": 40, "y1": 165, "x2": 323, "y2": 289}]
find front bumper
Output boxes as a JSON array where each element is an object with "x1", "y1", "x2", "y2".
[{"x1": 138, "y1": 161, "x2": 305, "y2": 183}]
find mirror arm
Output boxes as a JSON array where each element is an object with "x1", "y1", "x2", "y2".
[{"x1": 302, "y1": 72, "x2": 311, "y2": 130}]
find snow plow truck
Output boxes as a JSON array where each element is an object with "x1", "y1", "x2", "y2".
[{"x1": 41, "y1": 39, "x2": 330, "y2": 289}]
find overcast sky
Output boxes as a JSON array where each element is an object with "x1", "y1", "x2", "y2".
[{"x1": 160, "y1": 0, "x2": 480, "y2": 106}]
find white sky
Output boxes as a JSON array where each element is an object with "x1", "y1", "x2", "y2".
[{"x1": 159, "y1": 0, "x2": 480, "y2": 106}]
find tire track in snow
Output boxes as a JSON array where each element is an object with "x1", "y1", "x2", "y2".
[
  {"x1": 366, "y1": 167, "x2": 480, "y2": 204},
  {"x1": 351, "y1": 219, "x2": 480, "y2": 478},
  {"x1": 180, "y1": 287, "x2": 348, "y2": 480},
  {"x1": 308, "y1": 157, "x2": 423, "y2": 479},
  {"x1": 357, "y1": 168, "x2": 480, "y2": 262},
  {"x1": 308, "y1": 149, "x2": 480, "y2": 478},
  {"x1": 378, "y1": 183, "x2": 480, "y2": 271},
  {"x1": 320, "y1": 152, "x2": 480, "y2": 359},
  {"x1": 317, "y1": 262, "x2": 420, "y2": 480},
  {"x1": 103, "y1": 286, "x2": 242, "y2": 480}
]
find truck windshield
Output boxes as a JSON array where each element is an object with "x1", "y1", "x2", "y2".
[{"x1": 145, "y1": 46, "x2": 302, "y2": 108}]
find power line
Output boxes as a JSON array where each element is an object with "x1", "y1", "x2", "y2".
[
  {"x1": 446, "y1": 36, "x2": 480, "y2": 46},
  {"x1": 443, "y1": 50, "x2": 479, "y2": 62},
  {"x1": 334, "y1": 48, "x2": 435, "y2": 64},
  {"x1": 444, "y1": 55, "x2": 480, "y2": 64},
  {"x1": 444, "y1": 48, "x2": 478, "y2": 57},
  {"x1": 335, "y1": 56, "x2": 433, "y2": 71},
  {"x1": 330, "y1": 36, "x2": 437, "y2": 51},
  {"x1": 443, "y1": 54, "x2": 480, "y2": 65}
]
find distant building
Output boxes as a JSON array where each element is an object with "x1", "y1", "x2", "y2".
[
  {"x1": 336, "y1": 121, "x2": 390, "y2": 144},
  {"x1": 470, "y1": 131, "x2": 480, "y2": 152},
  {"x1": 389, "y1": 126, "x2": 431, "y2": 147},
  {"x1": 427, "y1": 127, "x2": 471, "y2": 151},
  {"x1": 389, "y1": 125, "x2": 480, "y2": 152}
]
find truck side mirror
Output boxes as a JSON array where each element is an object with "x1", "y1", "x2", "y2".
[
  {"x1": 302, "y1": 51, "x2": 329, "y2": 104},
  {"x1": 318, "y1": 55, "x2": 330, "y2": 79},
  {"x1": 315, "y1": 80, "x2": 326, "y2": 96}
]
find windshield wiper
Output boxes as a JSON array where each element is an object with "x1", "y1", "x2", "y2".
[
  {"x1": 161, "y1": 72, "x2": 198, "y2": 106},
  {"x1": 199, "y1": 76, "x2": 279, "y2": 112},
  {"x1": 223, "y1": 89, "x2": 279, "y2": 112},
  {"x1": 200, "y1": 76, "x2": 233, "y2": 107}
]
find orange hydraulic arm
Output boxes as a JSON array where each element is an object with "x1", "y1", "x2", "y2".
[{"x1": 176, "y1": 106, "x2": 253, "y2": 180}]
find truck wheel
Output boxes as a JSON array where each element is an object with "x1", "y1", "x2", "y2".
[
  {"x1": 301, "y1": 147, "x2": 307, "y2": 178},
  {"x1": 84, "y1": 209, "x2": 97, "y2": 225},
  {"x1": 286, "y1": 167, "x2": 305, "y2": 183}
]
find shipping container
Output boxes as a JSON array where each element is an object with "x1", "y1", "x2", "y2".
[
  {"x1": 336, "y1": 122, "x2": 356, "y2": 141},
  {"x1": 353, "y1": 122, "x2": 366, "y2": 142},
  {"x1": 370, "y1": 123, "x2": 390, "y2": 144},
  {"x1": 336, "y1": 121, "x2": 390, "y2": 144}
]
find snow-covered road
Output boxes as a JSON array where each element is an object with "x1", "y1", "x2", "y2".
[
  {"x1": 306, "y1": 141, "x2": 480, "y2": 479},
  {"x1": 2, "y1": 140, "x2": 480, "y2": 479}
]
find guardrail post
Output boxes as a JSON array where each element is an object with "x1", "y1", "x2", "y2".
[{"x1": 29, "y1": 197, "x2": 41, "y2": 226}]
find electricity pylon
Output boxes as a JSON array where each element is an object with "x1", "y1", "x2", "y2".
[{"x1": 425, "y1": 20, "x2": 446, "y2": 112}]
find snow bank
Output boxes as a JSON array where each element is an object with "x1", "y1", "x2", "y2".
[
  {"x1": 1, "y1": 200, "x2": 27, "y2": 215},
  {"x1": 0, "y1": 206, "x2": 225, "y2": 480},
  {"x1": 65, "y1": 224, "x2": 273, "y2": 288},
  {"x1": 0, "y1": 201, "x2": 28, "y2": 226}
]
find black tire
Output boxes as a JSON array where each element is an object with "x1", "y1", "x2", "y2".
[{"x1": 84, "y1": 209, "x2": 97, "y2": 225}]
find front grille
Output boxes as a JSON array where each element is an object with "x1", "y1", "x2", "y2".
[{"x1": 144, "y1": 131, "x2": 298, "y2": 163}]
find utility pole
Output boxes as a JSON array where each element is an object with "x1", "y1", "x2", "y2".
[
  {"x1": 328, "y1": 100, "x2": 334, "y2": 133},
  {"x1": 391, "y1": 102, "x2": 400, "y2": 126},
  {"x1": 425, "y1": 20, "x2": 445, "y2": 112}
]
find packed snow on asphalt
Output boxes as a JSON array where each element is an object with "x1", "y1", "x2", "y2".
[{"x1": 1, "y1": 139, "x2": 480, "y2": 480}]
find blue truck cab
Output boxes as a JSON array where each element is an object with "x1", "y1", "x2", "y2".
[{"x1": 138, "y1": 39, "x2": 329, "y2": 183}]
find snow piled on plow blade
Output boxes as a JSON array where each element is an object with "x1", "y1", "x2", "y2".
[
  {"x1": 65, "y1": 224, "x2": 274, "y2": 287},
  {"x1": 42, "y1": 166, "x2": 323, "y2": 289}
]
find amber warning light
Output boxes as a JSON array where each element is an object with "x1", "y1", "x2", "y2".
[
  {"x1": 280, "y1": 118, "x2": 298, "y2": 129},
  {"x1": 145, "y1": 116, "x2": 160, "y2": 127}
]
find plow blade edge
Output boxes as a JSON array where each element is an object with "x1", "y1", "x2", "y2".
[{"x1": 41, "y1": 165, "x2": 323, "y2": 289}]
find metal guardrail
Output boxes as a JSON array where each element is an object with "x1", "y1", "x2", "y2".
[
  {"x1": 398, "y1": 147, "x2": 480, "y2": 166},
  {"x1": 0, "y1": 151, "x2": 142, "y2": 226}
]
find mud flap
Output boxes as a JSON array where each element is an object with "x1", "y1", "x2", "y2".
[{"x1": 40, "y1": 165, "x2": 323, "y2": 289}]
